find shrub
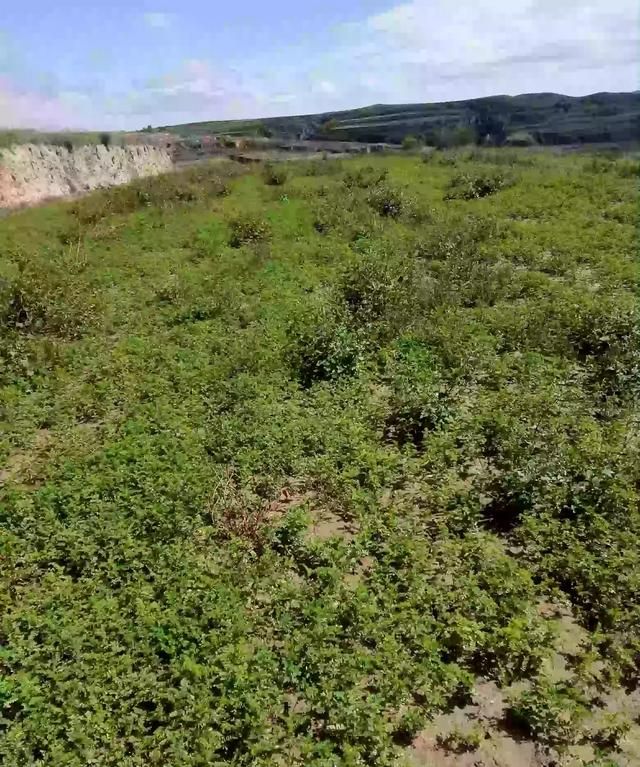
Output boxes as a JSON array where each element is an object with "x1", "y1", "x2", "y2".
[
  {"x1": 287, "y1": 305, "x2": 364, "y2": 387},
  {"x1": 343, "y1": 166, "x2": 388, "y2": 189},
  {"x1": 506, "y1": 679, "x2": 589, "y2": 746},
  {"x1": 70, "y1": 166, "x2": 231, "y2": 223},
  {"x1": 0, "y1": 261, "x2": 98, "y2": 338},
  {"x1": 313, "y1": 203, "x2": 339, "y2": 234},
  {"x1": 445, "y1": 170, "x2": 512, "y2": 200},
  {"x1": 366, "y1": 182, "x2": 412, "y2": 218},
  {"x1": 401, "y1": 134, "x2": 420, "y2": 151},
  {"x1": 436, "y1": 726, "x2": 484, "y2": 753},
  {"x1": 615, "y1": 157, "x2": 640, "y2": 178},
  {"x1": 228, "y1": 213, "x2": 271, "y2": 248},
  {"x1": 339, "y1": 252, "x2": 416, "y2": 335},
  {"x1": 262, "y1": 162, "x2": 289, "y2": 186},
  {"x1": 382, "y1": 340, "x2": 450, "y2": 448},
  {"x1": 303, "y1": 158, "x2": 343, "y2": 176}
]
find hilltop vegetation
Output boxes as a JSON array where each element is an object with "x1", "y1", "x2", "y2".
[
  {"x1": 155, "y1": 91, "x2": 640, "y2": 147},
  {"x1": 1, "y1": 149, "x2": 639, "y2": 766},
  {"x1": 0, "y1": 131, "x2": 123, "y2": 151}
]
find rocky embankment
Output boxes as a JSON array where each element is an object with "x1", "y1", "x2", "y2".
[{"x1": 0, "y1": 143, "x2": 173, "y2": 209}]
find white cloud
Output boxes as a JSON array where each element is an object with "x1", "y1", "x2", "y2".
[
  {"x1": 353, "y1": 0, "x2": 640, "y2": 100},
  {"x1": 0, "y1": 77, "x2": 92, "y2": 130},
  {"x1": 316, "y1": 80, "x2": 337, "y2": 95},
  {"x1": 143, "y1": 12, "x2": 173, "y2": 29},
  {"x1": 3, "y1": 0, "x2": 639, "y2": 130}
]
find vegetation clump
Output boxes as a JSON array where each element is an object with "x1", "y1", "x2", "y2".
[
  {"x1": 228, "y1": 212, "x2": 271, "y2": 247},
  {"x1": 445, "y1": 169, "x2": 512, "y2": 199}
]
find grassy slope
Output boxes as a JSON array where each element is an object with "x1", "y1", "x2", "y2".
[
  {"x1": 156, "y1": 91, "x2": 640, "y2": 145},
  {"x1": 0, "y1": 151, "x2": 639, "y2": 765}
]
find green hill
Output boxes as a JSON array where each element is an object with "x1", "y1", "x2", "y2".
[{"x1": 154, "y1": 91, "x2": 640, "y2": 146}]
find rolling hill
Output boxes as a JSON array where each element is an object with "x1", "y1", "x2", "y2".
[{"x1": 153, "y1": 91, "x2": 640, "y2": 146}]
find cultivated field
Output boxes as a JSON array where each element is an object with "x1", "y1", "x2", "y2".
[{"x1": 1, "y1": 150, "x2": 639, "y2": 766}]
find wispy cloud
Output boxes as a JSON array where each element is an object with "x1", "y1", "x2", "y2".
[
  {"x1": 1, "y1": 0, "x2": 638, "y2": 130},
  {"x1": 142, "y1": 12, "x2": 173, "y2": 29},
  {"x1": 348, "y1": 0, "x2": 640, "y2": 100},
  {"x1": 0, "y1": 76, "x2": 80, "y2": 130},
  {"x1": 316, "y1": 80, "x2": 337, "y2": 96}
]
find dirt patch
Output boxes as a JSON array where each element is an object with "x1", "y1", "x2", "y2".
[
  {"x1": 265, "y1": 487, "x2": 315, "y2": 520},
  {"x1": 407, "y1": 678, "x2": 554, "y2": 767},
  {"x1": 408, "y1": 730, "x2": 546, "y2": 767},
  {"x1": 407, "y1": 604, "x2": 640, "y2": 766},
  {"x1": 266, "y1": 486, "x2": 357, "y2": 543},
  {"x1": 0, "y1": 428, "x2": 52, "y2": 487},
  {"x1": 305, "y1": 507, "x2": 357, "y2": 542}
]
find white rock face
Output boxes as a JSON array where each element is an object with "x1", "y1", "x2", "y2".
[{"x1": 0, "y1": 143, "x2": 174, "y2": 209}]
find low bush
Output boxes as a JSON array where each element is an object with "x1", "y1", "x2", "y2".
[
  {"x1": 507, "y1": 679, "x2": 589, "y2": 745},
  {"x1": 1, "y1": 149, "x2": 638, "y2": 765},
  {"x1": 287, "y1": 304, "x2": 365, "y2": 387},
  {"x1": 0, "y1": 260, "x2": 98, "y2": 338},
  {"x1": 228, "y1": 213, "x2": 271, "y2": 248},
  {"x1": 445, "y1": 170, "x2": 512, "y2": 199},
  {"x1": 70, "y1": 165, "x2": 232, "y2": 223},
  {"x1": 344, "y1": 165, "x2": 389, "y2": 189},
  {"x1": 366, "y1": 182, "x2": 413, "y2": 218},
  {"x1": 339, "y1": 251, "x2": 417, "y2": 336},
  {"x1": 262, "y1": 162, "x2": 289, "y2": 186}
]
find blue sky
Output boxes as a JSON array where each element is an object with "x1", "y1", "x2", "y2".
[{"x1": 1, "y1": 0, "x2": 638, "y2": 130}]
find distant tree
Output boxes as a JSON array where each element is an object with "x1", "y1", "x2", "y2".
[
  {"x1": 256, "y1": 125, "x2": 273, "y2": 138},
  {"x1": 505, "y1": 131, "x2": 537, "y2": 147},
  {"x1": 320, "y1": 119, "x2": 338, "y2": 135},
  {"x1": 430, "y1": 125, "x2": 474, "y2": 149},
  {"x1": 99, "y1": 132, "x2": 112, "y2": 148},
  {"x1": 472, "y1": 108, "x2": 507, "y2": 146},
  {"x1": 402, "y1": 134, "x2": 420, "y2": 150},
  {"x1": 451, "y1": 125, "x2": 475, "y2": 147}
]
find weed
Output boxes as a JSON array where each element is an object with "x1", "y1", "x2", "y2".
[{"x1": 436, "y1": 726, "x2": 484, "y2": 753}]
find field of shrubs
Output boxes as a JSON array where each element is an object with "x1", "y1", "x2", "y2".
[{"x1": 1, "y1": 149, "x2": 639, "y2": 766}]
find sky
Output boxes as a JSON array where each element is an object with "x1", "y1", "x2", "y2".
[{"x1": 0, "y1": 0, "x2": 638, "y2": 131}]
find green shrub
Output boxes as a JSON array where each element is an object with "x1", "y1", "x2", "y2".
[
  {"x1": 0, "y1": 261, "x2": 98, "y2": 338},
  {"x1": 1, "y1": 150, "x2": 638, "y2": 765},
  {"x1": 507, "y1": 679, "x2": 589, "y2": 745},
  {"x1": 445, "y1": 170, "x2": 512, "y2": 200},
  {"x1": 366, "y1": 182, "x2": 412, "y2": 218},
  {"x1": 262, "y1": 162, "x2": 289, "y2": 186},
  {"x1": 436, "y1": 726, "x2": 484, "y2": 752},
  {"x1": 382, "y1": 340, "x2": 450, "y2": 448},
  {"x1": 287, "y1": 305, "x2": 364, "y2": 387},
  {"x1": 401, "y1": 134, "x2": 420, "y2": 151},
  {"x1": 70, "y1": 166, "x2": 231, "y2": 223},
  {"x1": 339, "y1": 252, "x2": 416, "y2": 336},
  {"x1": 228, "y1": 213, "x2": 271, "y2": 248},
  {"x1": 343, "y1": 166, "x2": 388, "y2": 189}
]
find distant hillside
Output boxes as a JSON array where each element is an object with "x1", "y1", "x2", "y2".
[{"x1": 152, "y1": 91, "x2": 640, "y2": 147}]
